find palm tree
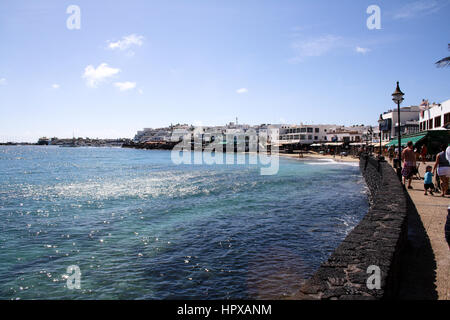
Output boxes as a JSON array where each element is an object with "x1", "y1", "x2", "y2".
[{"x1": 436, "y1": 44, "x2": 450, "y2": 68}]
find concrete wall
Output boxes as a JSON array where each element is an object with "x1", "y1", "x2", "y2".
[{"x1": 294, "y1": 157, "x2": 409, "y2": 300}]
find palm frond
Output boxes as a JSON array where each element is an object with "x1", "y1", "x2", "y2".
[
  {"x1": 436, "y1": 56, "x2": 450, "y2": 68},
  {"x1": 435, "y1": 44, "x2": 450, "y2": 68}
]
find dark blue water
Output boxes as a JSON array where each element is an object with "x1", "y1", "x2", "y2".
[{"x1": 0, "y1": 146, "x2": 368, "y2": 299}]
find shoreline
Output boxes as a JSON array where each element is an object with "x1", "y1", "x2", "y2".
[{"x1": 278, "y1": 152, "x2": 360, "y2": 163}]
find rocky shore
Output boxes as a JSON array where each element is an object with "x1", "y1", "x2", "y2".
[{"x1": 122, "y1": 141, "x2": 178, "y2": 150}]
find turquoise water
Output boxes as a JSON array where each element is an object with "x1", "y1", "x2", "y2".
[{"x1": 0, "y1": 146, "x2": 368, "y2": 300}]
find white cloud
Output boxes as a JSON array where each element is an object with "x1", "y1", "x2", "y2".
[
  {"x1": 236, "y1": 88, "x2": 248, "y2": 94},
  {"x1": 0, "y1": 78, "x2": 7, "y2": 85},
  {"x1": 114, "y1": 81, "x2": 137, "y2": 91},
  {"x1": 138, "y1": 88, "x2": 144, "y2": 95},
  {"x1": 356, "y1": 47, "x2": 371, "y2": 54},
  {"x1": 290, "y1": 35, "x2": 342, "y2": 63},
  {"x1": 83, "y1": 63, "x2": 120, "y2": 88},
  {"x1": 52, "y1": 84, "x2": 60, "y2": 89},
  {"x1": 393, "y1": 0, "x2": 448, "y2": 19},
  {"x1": 108, "y1": 34, "x2": 144, "y2": 51}
]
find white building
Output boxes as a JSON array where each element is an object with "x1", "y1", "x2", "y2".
[
  {"x1": 278, "y1": 124, "x2": 375, "y2": 146},
  {"x1": 379, "y1": 106, "x2": 421, "y2": 142},
  {"x1": 326, "y1": 131, "x2": 363, "y2": 144},
  {"x1": 418, "y1": 99, "x2": 450, "y2": 132},
  {"x1": 279, "y1": 124, "x2": 337, "y2": 144}
]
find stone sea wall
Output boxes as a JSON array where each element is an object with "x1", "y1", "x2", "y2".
[{"x1": 294, "y1": 157, "x2": 409, "y2": 300}]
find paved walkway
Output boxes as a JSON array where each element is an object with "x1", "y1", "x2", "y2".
[{"x1": 389, "y1": 160, "x2": 450, "y2": 300}]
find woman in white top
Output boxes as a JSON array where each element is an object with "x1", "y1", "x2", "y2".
[{"x1": 433, "y1": 145, "x2": 450, "y2": 197}]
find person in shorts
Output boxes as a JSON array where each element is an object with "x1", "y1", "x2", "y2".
[
  {"x1": 424, "y1": 166, "x2": 434, "y2": 195},
  {"x1": 401, "y1": 141, "x2": 416, "y2": 189},
  {"x1": 433, "y1": 144, "x2": 450, "y2": 197}
]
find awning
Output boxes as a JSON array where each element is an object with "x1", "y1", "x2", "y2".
[
  {"x1": 349, "y1": 143, "x2": 365, "y2": 146},
  {"x1": 370, "y1": 141, "x2": 390, "y2": 147},
  {"x1": 324, "y1": 142, "x2": 344, "y2": 146},
  {"x1": 386, "y1": 134, "x2": 427, "y2": 147},
  {"x1": 310, "y1": 143, "x2": 322, "y2": 147}
]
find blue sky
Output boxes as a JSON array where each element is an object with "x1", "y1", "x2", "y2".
[{"x1": 0, "y1": 0, "x2": 449, "y2": 142}]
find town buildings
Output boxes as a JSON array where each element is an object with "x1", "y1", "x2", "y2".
[
  {"x1": 132, "y1": 122, "x2": 373, "y2": 151},
  {"x1": 131, "y1": 98, "x2": 449, "y2": 150},
  {"x1": 419, "y1": 99, "x2": 450, "y2": 132},
  {"x1": 378, "y1": 99, "x2": 449, "y2": 156}
]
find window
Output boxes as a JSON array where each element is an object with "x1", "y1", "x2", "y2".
[
  {"x1": 300, "y1": 135, "x2": 305, "y2": 140},
  {"x1": 300, "y1": 128, "x2": 306, "y2": 133},
  {"x1": 307, "y1": 128, "x2": 313, "y2": 133},
  {"x1": 435, "y1": 116, "x2": 441, "y2": 128},
  {"x1": 314, "y1": 136, "x2": 318, "y2": 140},
  {"x1": 444, "y1": 113, "x2": 450, "y2": 125},
  {"x1": 315, "y1": 128, "x2": 319, "y2": 133},
  {"x1": 308, "y1": 135, "x2": 313, "y2": 140},
  {"x1": 428, "y1": 119, "x2": 433, "y2": 129}
]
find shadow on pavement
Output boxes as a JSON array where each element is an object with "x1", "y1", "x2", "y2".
[{"x1": 397, "y1": 191, "x2": 438, "y2": 299}]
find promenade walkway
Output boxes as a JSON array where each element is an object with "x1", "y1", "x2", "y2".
[{"x1": 389, "y1": 160, "x2": 450, "y2": 300}]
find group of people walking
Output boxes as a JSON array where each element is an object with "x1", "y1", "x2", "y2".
[
  {"x1": 401, "y1": 141, "x2": 450, "y2": 197},
  {"x1": 401, "y1": 141, "x2": 450, "y2": 250}
]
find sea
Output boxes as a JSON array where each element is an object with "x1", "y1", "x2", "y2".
[{"x1": 0, "y1": 146, "x2": 368, "y2": 300}]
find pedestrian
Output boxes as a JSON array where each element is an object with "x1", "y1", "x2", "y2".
[
  {"x1": 433, "y1": 144, "x2": 450, "y2": 197},
  {"x1": 401, "y1": 141, "x2": 416, "y2": 189},
  {"x1": 447, "y1": 145, "x2": 450, "y2": 162},
  {"x1": 423, "y1": 165, "x2": 434, "y2": 196},
  {"x1": 421, "y1": 144, "x2": 427, "y2": 164},
  {"x1": 446, "y1": 207, "x2": 450, "y2": 250},
  {"x1": 435, "y1": 171, "x2": 442, "y2": 193}
]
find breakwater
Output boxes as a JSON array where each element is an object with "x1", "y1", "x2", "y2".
[
  {"x1": 122, "y1": 141, "x2": 271, "y2": 153},
  {"x1": 122, "y1": 141, "x2": 177, "y2": 150},
  {"x1": 294, "y1": 156, "x2": 409, "y2": 300}
]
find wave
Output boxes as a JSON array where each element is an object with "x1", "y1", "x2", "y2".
[{"x1": 304, "y1": 159, "x2": 359, "y2": 167}]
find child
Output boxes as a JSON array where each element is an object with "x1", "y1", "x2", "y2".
[{"x1": 424, "y1": 165, "x2": 434, "y2": 196}]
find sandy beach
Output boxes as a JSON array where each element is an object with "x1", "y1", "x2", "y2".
[{"x1": 279, "y1": 151, "x2": 360, "y2": 163}]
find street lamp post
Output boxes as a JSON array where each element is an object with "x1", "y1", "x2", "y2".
[
  {"x1": 364, "y1": 126, "x2": 373, "y2": 157},
  {"x1": 392, "y1": 81, "x2": 405, "y2": 179},
  {"x1": 378, "y1": 114, "x2": 383, "y2": 158}
]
